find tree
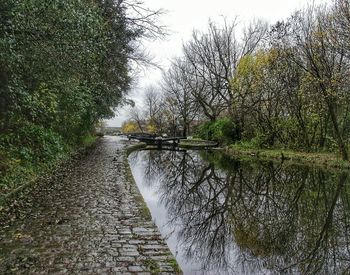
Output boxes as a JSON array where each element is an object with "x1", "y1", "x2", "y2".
[
  {"x1": 162, "y1": 58, "x2": 200, "y2": 137},
  {"x1": 143, "y1": 86, "x2": 165, "y2": 134},
  {"x1": 122, "y1": 120, "x2": 140, "y2": 133},
  {"x1": 0, "y1": 0, "x2": 166, "y2": 190},
  {"x1": 128, "y1": 106, "x2": 146, "y2": 133},
  {"x1": 181, "y1": 20, "x2": 267, "y2": 137},
  {"x1": 280, "y1": 6, "x2": 350, "y2": 159}
]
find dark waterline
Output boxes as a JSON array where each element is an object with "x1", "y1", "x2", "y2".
[{"x1": 128, "y1": 149, "x2": 350, "y2": 275}]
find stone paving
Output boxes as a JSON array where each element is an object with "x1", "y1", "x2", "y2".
[{"x1": 0, "y1": 136, "x2": 180, "y2": 274}]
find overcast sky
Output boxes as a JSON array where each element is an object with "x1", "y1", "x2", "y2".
[{"x1": 106, "y1": 0, "x2": 327, "y2": 127}]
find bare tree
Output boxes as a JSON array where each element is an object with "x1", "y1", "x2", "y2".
[
  {"x1": 330, "y1": 0, "x2": 350, "y2": 59},
  {"x1": 143, "y1": 85, "x2": 165, "y2": 133},
  {"x1": 128, "y1": 106, "x2": 145, "y2": 132},
  {"x1": 181, "y1": 19, "x2": 267, "y2": 138},
  {"x1": 278, "y1": 5, "x2": 349, "y2": 159},
  {"x1": 162, "y1": 58, "x2": 200, "y2": 137}
]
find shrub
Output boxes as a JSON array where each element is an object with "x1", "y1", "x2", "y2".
[
  {"x1": 196, "y1": 118, "x2": 236, "y2": 144},
  {"x1": 0, "y1": 122, "x2": 66, "y2": 165}
]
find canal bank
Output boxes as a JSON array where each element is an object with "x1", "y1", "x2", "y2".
[
  {"x1": 225, "y1": 144, "x2": 350, "y2": 170},
  {"x1": 0, "y1": 136, "x2": 180, "y2": 274}
]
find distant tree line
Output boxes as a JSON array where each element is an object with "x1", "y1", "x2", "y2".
[
  {"x1": 125, "y1": 0, "x2": 350, "y2": 160},
  {"x1": 0, "y1": 0, "x2": 163, "y2": 190}
]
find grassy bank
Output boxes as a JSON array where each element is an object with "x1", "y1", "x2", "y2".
[
  {"x1": 179, "y1": 139, "x2": 218, "y2": 149},
  {"x1": 226, "y1": 144, "x2": 350, "y2": 170},
  {"x1": 0, "y1": 134, "x2": 99, "y2": 204}
]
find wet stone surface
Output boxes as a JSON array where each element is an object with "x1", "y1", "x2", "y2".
[{"x1": 0, "y1": 136, "x2": 178, "y2": 274}]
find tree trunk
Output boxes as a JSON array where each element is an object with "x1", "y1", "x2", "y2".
[
  {"x1": 328, "y1": 102, "x2": 348, "y2": 160},
  {"x1": 182, "y1": 121, "x2": 188, "y2": 138}
]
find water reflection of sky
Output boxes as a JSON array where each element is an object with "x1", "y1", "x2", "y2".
[
  {"x1": 129, "y1": 149, "x2": 350, "y2": 275},
  {"x1": 130, "y1": 154, "x2": 203, "y2": 274}
]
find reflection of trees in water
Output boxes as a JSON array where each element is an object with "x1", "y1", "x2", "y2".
[
  {"x1": 132, "y1": 149, "x2": 234, "y2": 272},
  {"x1": 132, "y1": 150, "x2": 350, "y2": 274},
  {"x1": 230, "y1": 164, "x2": 350, "y2": 275}
]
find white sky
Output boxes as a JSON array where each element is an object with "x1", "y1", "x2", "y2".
[{"x1": 106, "y1": 0, "x2": 327, "y2": 127}]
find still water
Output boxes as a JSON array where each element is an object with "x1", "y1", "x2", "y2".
[{"x1": 128, "y1": 149, "x2": 350, "y2": 275}]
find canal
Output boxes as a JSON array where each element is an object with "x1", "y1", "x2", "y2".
[{"x1": 129, "y1": 149, "x2": 350, "y2": 274}]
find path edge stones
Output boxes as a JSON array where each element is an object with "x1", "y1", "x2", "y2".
[
  {"x1": 123, "y1": 141, "x2": 182, "y2": 274},
  {"x1": 123, "y1": 142, "x2": 151, "y2": 220}
]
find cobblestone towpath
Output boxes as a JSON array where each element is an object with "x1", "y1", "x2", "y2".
[{"x1": 0, "y1": 136, "x2": 180, "y2": 274}]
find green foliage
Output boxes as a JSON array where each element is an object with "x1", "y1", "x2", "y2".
[
  {"x1": 167, "y1": 258, "x2": 181, "y2": 274},
  {"x1": 200, "y1": 150, "x2": 241, "y2": 171},
  {"x1": 0, "y1": 121, "x2": 69, "y2": 193},
  {"x1": 197, "y1": 118, "x2": 236, "y2": 144},
  {"x1": 81, "y1": 134, "x2": 97, "y2": 148},
  {"x1": 143, "y1": 258, "x2": 161, "y2": 274},
  {"x1": 0, "y1": 0, "x2": 142, "y2": 194},
  {"x1": 1, "y1": 122, "x2": 65, "y2": 164}
]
